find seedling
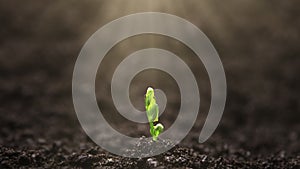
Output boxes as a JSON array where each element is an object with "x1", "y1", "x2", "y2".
[{"x1": 145, "y1": 87, "x2": 164, "y2": 141}]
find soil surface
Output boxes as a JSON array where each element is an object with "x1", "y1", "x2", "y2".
[{"x1": 0, "y1": 1, "x2": 299, "y2": 168}]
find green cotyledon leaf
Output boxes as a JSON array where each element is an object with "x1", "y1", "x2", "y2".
[
  {"x1": 145, "y1": 87, "x2": 164, "y2": 141},
  {"x1": 145, "y1": 87, "x2": 159, "y2": 122}
]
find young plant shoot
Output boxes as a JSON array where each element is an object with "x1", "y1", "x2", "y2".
[{"x1": 145, "y1": 87, "x2": 164, "y2": 141}]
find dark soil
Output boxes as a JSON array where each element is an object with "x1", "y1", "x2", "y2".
[{"x1": 0, "y1": 1, "x2": 299, "y2": 168}]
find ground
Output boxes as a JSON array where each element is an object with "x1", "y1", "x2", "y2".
[{"x1": 0, "y1": 1, "x2": 299, "y2": 168}]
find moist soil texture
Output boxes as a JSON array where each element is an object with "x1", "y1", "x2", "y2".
[{"x1": 0, "y1": 1, "x2": 299, "y2": 168}]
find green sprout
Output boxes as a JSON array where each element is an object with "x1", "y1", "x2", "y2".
[{"x1": 145, "y1": 87, "x2": 164, "y2": 141}]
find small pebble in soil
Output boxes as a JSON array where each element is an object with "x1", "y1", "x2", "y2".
[{"x1": 147, "y1": 158, "x2": 158, "y2": 167}]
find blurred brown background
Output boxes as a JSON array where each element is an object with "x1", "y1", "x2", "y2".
[{"x1": 0, "y1": 0, "x2": 299, "y2": 160}]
